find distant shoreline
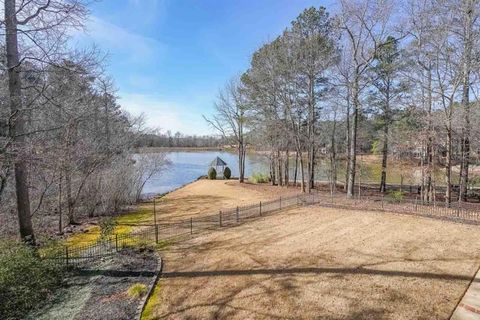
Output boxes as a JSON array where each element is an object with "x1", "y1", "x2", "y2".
[
  {"x1": 135, "y1": 146, "x2": 236, "y2": 153},
  {"x1": 141, "y1": 175, "x2": 206, "y2": 199}
]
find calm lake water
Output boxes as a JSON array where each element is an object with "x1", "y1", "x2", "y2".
[
  {"x1": 139, "y1": 151, "x2": 454, "y2": 196},
  {"x1": 141, "y1": 151, "x2": 269, "y2": 196}
]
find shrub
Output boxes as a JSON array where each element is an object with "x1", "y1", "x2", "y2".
[
  {"x1": 371, "y1": 140, "x2": 381, "y2": 155},
  {"x1": 223, "y1": 167, "x2": 232, "y2": 179},
  {"x1": 127, "y1": 283, "x2": 148, "y2": 298},
  {"x1": 250, "y1": 172, "x2": 269, "y2": 184},
  {"x1": 0, "y1": 241, "x2": 65, "y2": 319},
  {"x1": 387, "y1": 190, "x2": 405, "y2": 203},
  {"x1": 99, "y1": 217, "x2": 117, "y2": 241},
  {"x1": 208, "y1": 167, "x2": 217, "y2": 180}
]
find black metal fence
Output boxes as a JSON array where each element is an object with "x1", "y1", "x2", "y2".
[
  {"x1": 44, "y1": 192, "x2": 480, "y2": 267},
  {"x1": 42, "y1": 194, "x2": 304, "y2": 267},
  {"x1": 313, "y1": 192, "x2": 480, "y2": 224},
  {"x1": 41, "y1": 226, "x2": 159, "y2": 267}
]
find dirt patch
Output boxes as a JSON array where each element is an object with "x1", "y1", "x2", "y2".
[
  {"x1": 29, "y1": 248, "x2": 158, "y2": 320},
  {"x1": 148, "y1": 206, "x2": 480, "y2": 319}
]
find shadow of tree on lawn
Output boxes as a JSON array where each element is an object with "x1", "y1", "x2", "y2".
[{"x1": 161, "y1": 265, "x2": 477, "y2": 282}]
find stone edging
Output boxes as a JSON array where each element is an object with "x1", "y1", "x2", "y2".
[
  {"x1": 135, "y1": 255, "x2": 163, "y2": 320},
  {"x1": 449, "y1": 263, "x2": 480, "y2": 319}
]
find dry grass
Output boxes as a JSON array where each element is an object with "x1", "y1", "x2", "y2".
[
  {"x1": 146, "y1": 206, "x2": 480, "y2": 320},
  {"x1": 138, "y1": 179, "x2": 299, "y2": 224},
  {"x1": 63, "y1": 180, "x2": 297, "y2": 252}
]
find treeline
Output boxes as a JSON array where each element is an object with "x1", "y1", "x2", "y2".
[
  {"x1": 135, "y1": 131, "x2": 226, "y2": 148},
  {"x1": 0, "y1": 0, "x2": 168, "y2": 243},
  {"x1": 207, "y1": 0, "x2": 480, "y2": 204}
]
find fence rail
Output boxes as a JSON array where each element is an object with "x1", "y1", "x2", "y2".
[
  {"x1": 314, "y1": 193, "x2": 480, "y2": 224},
  {"x1": 43, "y1": 192, "x2": 480, "y2": 267}
]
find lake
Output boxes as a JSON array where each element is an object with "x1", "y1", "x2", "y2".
[
  {"x1": 140, "y1": 151, "x2": 269, "y2": 196},
  {"x1": 138, "y1": 151, "x2": 464, "y2": 195},
  {"x1": 139, "y1": 150, "x2": 437, "y2": 196}
]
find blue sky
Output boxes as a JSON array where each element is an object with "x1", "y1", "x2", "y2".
[{"x1": 77, "y1": 0, "x2": 331, "y2": 135}]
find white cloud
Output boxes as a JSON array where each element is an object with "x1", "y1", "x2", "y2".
[
  {"x1": 119, "y1": 92, "x2": 213, "y2": 135},
  {"x1": 68, "y1": 7, "x2": 215, "y2": 136},
  {"x1": 75, "y1": 16, "x2": 167, "y2": 65}
]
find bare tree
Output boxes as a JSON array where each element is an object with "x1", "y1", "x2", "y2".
[
  {"x1": 205, "y1": 77, "x2": 249, "y2": 183},
  {"x1": 458, "y1": 0, "x2": 478, "y2": 202},
  {"x1": 133, "y1": 152, "x2": 170, "y2": 201},
  {"x1": 338, "y1": 0, "x2": 393, "y2": 198},
  {"x1": 2, "y1": 0, "x2": 89, "y2": 242},
  {"x1": 368, "y1": 36, "x2": 406, "y2": 193}
]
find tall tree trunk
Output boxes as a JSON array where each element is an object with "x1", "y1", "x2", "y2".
[
  {"x1": 380, "y1": 81, "x2": 391, "y2": 193},
  {"x1": 425, "y1": 67, "x2": 434, "y2": 202},
  {"x1": 380, "y1": 123, "x2": 389, "y2": 193},
  {"x1": 277, "y1": 149, "x2": 283, "y2": 186},
  {"x1": 307, "y1": 76, "x2": 315, "y2": 193},
  {"x1": 432, "y1": 142, "x2": 437, "y2": 204},
  {"x1": 104, "y1": 95, "x2": 110, "y2": 147},
  {"x1": 420, "y1": 142, "x2": 425, "y2": 201},
  {"x1": 241, "y1": 145, "x2": 246, "y2": 183},
  {"x1": 270, "y1": 152, "x2": 276, "y2": 186},
  {"x1": 58, "y1": 175, "x2": 63, "y2": 234},
  {"x1": 65, "y1": 167, "x2": 76, "y2": 225},
  {"x1": 284, "y1": 149, "x2": 289, "y2": 186},
  {"x1": 330, "y1": 115, "x2": 338, "y2": 191},
  {"x1": 238, "y1": 140, "x2": 245, "y2": 183},
  {"x1": 292, "y1": 126, "x2": 305, "y2": 192},
  {"x1": 344, "y1": 88, "x2": 351, "y2": 192},
  {"x1": 445, "y1": 121, "x2": 452, "y2": 206},
  {"x1": 347, "y1": 78, "x2": 359, "y2": 198},
  {"x1": 293, "y1": 152, "x2": 298, "y2": 187},
  {"x1": 459, "y1": 0, "x2": 473, "y2": 203},
  {"x1": 299, "y1": 154, "x2": 305, "y2": 193},
  {"x1": 5, "y1": 0, "x2": 35, "y2": 244},
  {"x1": 309, "y1": 149, "x2": 315, "y2": 191},
  {"x1": 63, "y1": 122, "x2": 77, "y2": 225}
]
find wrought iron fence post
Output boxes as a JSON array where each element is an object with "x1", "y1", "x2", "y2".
[
  {"x1": 115, "y1": 234, "x2": 118, "y2": 252},
  {"x1": 153, "y1": 197, "x2": 157, "y2": 226},
  {"x1": 155, "y1": 224, "x2": 159, "y2": 244},
  {"x1": 190, "y1": 218, "x2": 193, "y2": 235},
  {"x1": 219, "y1": 210, "x2": 222, "y2": 227},
  {"x1": 236, "y1": 206, "x2": 239, "y2": 222},
  {"x1": 259, "y1": 201, "x2": 262, "y2": 216}
]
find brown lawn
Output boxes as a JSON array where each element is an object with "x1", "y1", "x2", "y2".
[
  {"x1": 146, "y1": 206, "x2": 480, "y2": 320},
  {"x1": 152, "y1": 179, "x2": 299, "y2": 223}
]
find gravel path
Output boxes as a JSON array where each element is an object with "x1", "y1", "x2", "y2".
[{"x1": 28, "y1": 248, "x2": 157, "y2": 320}]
